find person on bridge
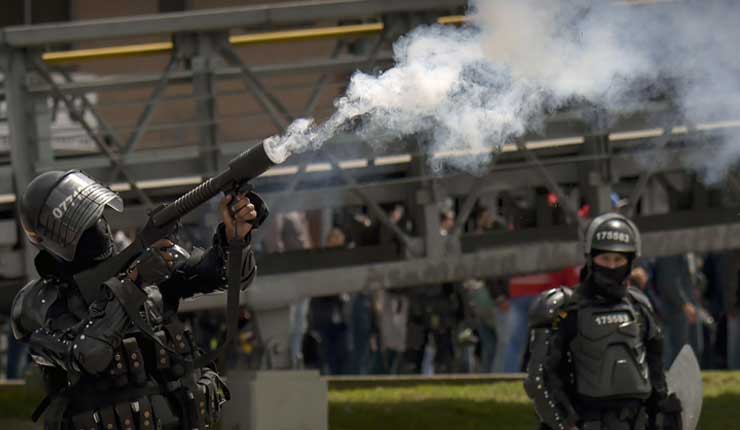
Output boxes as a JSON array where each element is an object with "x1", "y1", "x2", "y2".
[
  {"x1": 11, "y1": 170, "x2": 265, "y2": 429},
  {"x1": 524, "y1": 213, "x2": 682, "y2": 430}
]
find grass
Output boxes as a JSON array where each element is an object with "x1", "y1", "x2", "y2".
[
  {"x1": 0, "y1": 381, "x2": 43, "y2": 422},
  {"x1": 330, "y1": 381, "x2": 537, "y2": 430},
  {"x1": 329, "y1": 372, "x2": 740, "y2": 430},
  {"x1": 2, "y1": 372, "x2": 740, "y2": 429}
]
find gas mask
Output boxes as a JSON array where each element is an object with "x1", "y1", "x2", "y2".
[
  {"x1": 589, "y1": 263, "x2": 631, "y2": 301},
  {"x1": 584, "y1": 254, "x2": 634, "y2": 301},
  {"x1": 71, "y1": 217, "x2": 115, "y2": 271}
]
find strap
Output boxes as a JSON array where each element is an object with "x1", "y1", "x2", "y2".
[
  {"x1": 32, "y1": 386, "x2": 71, "y2": 425},
  {"x1": 106, "y1": 279, "x2": 182, "y2": 357},
  {"x1": 31, "y1": 393, "x2": 53, "y2": 422},
  {"x1": 195, "y1": 237, "x2": 243, "y2": 368}
]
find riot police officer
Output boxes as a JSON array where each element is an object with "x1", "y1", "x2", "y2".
[
  {"x1": 525, "y1": 213, "x2": 682, "y2": 430},
  {"x1": 11, "y1": 170, "x2": 264, "y2": 429}
]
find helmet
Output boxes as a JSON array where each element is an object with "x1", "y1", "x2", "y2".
[
  {"x1": 19, "y1": 170, "x2": 123, "y2": 262},
  {"x1": 584, "y1": 212, "x2": 641, "y2": 257}
]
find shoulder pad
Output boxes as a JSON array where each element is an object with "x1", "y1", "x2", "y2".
[
  {"x1": 10, "y1": 278, "x2": 60, "y2": 340},
  {"x1": 528, "y1": 287, "x2": 574, "y2": 328},
  {"x1": 627, "y1": 287, "x2": 654, "y2": 313}
]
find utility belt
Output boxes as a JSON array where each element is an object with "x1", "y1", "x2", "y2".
[
  {"x1": 40, "y1": 321, "x2": 229, "y2": 430},
  {"x1": 64, "y1": 379, "x2": 226, "y2": 430}
]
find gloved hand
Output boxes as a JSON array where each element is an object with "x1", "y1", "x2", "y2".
[
  {"x1": 127, "y1": 239, "x2": 176, "y2": 286},
  {"x1": 220, "y1": 190, "x2": 269, "y2": 241},
  {"x1": 650, "y1": 393, "x2": 682, "y2": 430}
]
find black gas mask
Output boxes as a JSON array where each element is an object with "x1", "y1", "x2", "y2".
[
  {"x1": 71, "y1": 217, "x2": 115, "y2": 271},
  {"x1": 584, "y1": 252, "x2": 633, "y2": 302}
]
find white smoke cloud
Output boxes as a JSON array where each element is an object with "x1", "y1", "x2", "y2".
[{"x1": 265, "y1": 0, "x2": 740, "y2": 180}]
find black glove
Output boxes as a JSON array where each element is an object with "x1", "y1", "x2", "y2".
[
  {"x1": 650, "y1": 393, "x2": 683, "y2": 430},
  {"x1": 243, "y1": 190, "x2": 269, "y2": 230},
  {"x1": 130, "y1": 245, "x2": 174, "y2": 286}
]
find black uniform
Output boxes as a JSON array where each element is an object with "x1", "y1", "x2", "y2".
[
  {"x1": 524, "y1": 213, "x2": 681, "y2": 430},
  {"x1": 11, "y1": 170, "x2": 260, "y2": 430}
]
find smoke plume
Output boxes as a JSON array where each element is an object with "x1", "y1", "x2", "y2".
[{"x1": 264, "y1": 0, "x2": 740, "y2": 180}]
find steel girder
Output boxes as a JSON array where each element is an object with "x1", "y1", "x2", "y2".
[
  {"x1": 0, "y1": 0, "x2": 465, "y2": 47},
  {"x1": 174, "y1": 207, "x2": 740, "y2": 312}
]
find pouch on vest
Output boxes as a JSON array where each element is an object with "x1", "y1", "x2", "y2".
[
  {"x1": 71, "y1": 410, "x2": 100, "y2": 430},
  {"x1": 122, "y1": 338, "x2": 147, "y2": 386},
  {"x1": 114, "y1": 402, "x2": 135, "y2": 430}
]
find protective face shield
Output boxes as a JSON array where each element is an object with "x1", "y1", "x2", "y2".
[
  {"x1": 582, "y1": 213, "x2": 641, "y2": 300},
  {"x1": 20, "y1": 170, "x2": 123, "y2": 262}
]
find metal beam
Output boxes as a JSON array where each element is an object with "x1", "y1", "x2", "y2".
[
  {"x1": 252, "y1": 40, "x2": 349, "y2": 243},
  {"x1": 4, "y1": 50, "x2": 40, "y2": 280},
  {"x1": 108, "y1": 56, "x2": 179, "y2": 182},
  {"x1": 41, "y1": 22, "x2": 383, "y2": 64},
  {"x1": 304, "y1": 41, "x2": 346, "y2": 115},
  {"x1": 515, "y1": 140, "x2": 583, "y2": 225},
  {"x1": 122, "y1": 57, "x2": 178, "y2": 155},
  {"x1": 218, "y1": 42, "x2": 292, "y2": 131},
  {"x1": 29, "y1": 56, "x2": 154, "y2": 205},
  {"x1": 55, "y1": 68, "x2": 125, "y2": 153},
  {"x1": 187, "y1": 34, "x2": 222, "y2": 174},
  {"x1": 0, "y1": 0, "x2": 465, "y2": 47},
  {"x1": 325, "y1": 151, "x2": 420, "y2": 253},
  {"x1": 625, "y1": 124, "x2": 676, "y2": 217},
  {"x1": 0, "y1": 130, "x2": 729, "y2": 210},
  {"x1": 24, "y1": 54, "x2": 395, "y2": 96},
  {"x1": 450, "y1": 152, "x2": 503, "y2": 237}
]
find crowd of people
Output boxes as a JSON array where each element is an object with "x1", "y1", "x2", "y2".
[
  {"x1": 288, "y1": 248, "x2": 740, "y2": 376},
  {"x1": 260, "y1": 202, "x2": 740, "y2": 376},
  {"x1": 4, "y1": 198, "x2": 740, "y2": 379},
  {"x1": 170, "y1": 195, "x2": 731, "y2": 376}
]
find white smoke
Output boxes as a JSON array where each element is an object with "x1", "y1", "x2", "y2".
[{"x1": 265, "y1": 0, "x2": 740, "y2": 180}]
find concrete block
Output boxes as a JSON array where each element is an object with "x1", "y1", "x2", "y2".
[{"x1": 221, "y1": 370, "x2": 328, "y2": 430}]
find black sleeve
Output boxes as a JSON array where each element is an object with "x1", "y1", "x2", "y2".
[
  {"x1": 163, "y1": 224, "x2": 257, "y2": 300},
  {"x1": 629, "y1": 288, "x2": 668, "y2": 402},
  {"x1": 641, "y1": 302, "x2": 668, "y2": 402},
  {"x1": 544, "y1": 311, "x2": 579, "y2": 425}
]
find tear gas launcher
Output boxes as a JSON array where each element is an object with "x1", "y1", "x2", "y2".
[{"x1": 74, "y1": 141, "x2": 285, "y2": 304}]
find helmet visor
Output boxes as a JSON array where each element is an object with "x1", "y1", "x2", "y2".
[{"x1": 35, "y1": 171, "x2": 123, "y2": 261}]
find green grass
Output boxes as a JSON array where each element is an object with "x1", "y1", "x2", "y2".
[
  {"x1": 329, "y1": 372, "x2": 740, "y2": 430},
  {"x1": 0, "y1": 382, "x2": 43, "y2": 422},
  {"x1": 330, "y1": 381, "x2": 537, "y2": 430},
  {"x1": 3, "y1": 372, "x2": 740, "y2": 429}
]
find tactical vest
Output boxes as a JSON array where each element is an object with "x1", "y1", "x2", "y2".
[
  {"x1": 569, "y1": 298, "x2": 652, "y2": 400},
  {"x1": 43, "y1": 285, "x2": 228, "y2": 430}
]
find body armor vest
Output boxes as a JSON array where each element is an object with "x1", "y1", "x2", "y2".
[
  {"x1": 569, "y1": 298, "x2": 652, "y2": 400},
  {"x1": 40, "y1": 284, "x2": 227, "y2": 430}
]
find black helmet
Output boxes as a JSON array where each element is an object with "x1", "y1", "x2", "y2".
[
  {"x1": 584, "y1": 212, "x2": 641, "y2": 257},
  {"x1": 19, "y1": 170, "x2": 123, "y2": 262}
]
